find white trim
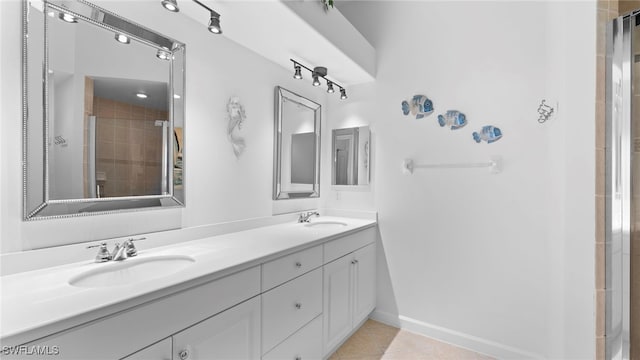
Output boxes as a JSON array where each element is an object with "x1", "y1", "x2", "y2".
[{"x1": 370, "y1": 310, "x2": 545, "y2": 360}]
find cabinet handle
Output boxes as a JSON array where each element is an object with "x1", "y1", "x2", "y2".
[
  {"x1": 295, "y1": 261, "x2": 302, "y2": 268},
  {"x1": 295, "y1": 357, "x2": 302, "y2": 360},
  {"x1": 295, "y1": 302, "x2": 302, "y2": 310},
  {"x1": 179, "y1": 349, "x2": 190, "y2": 360},
  {"x1": 351, "y1": 260, "x2": 357, "y2": 265}
]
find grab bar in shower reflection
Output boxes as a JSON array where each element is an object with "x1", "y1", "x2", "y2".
[{"x1": 402, "y1": 156, "x2": 503, "y2": 175}]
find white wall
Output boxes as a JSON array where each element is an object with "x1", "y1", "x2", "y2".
[
  {"x1": 0, "y1": 0, "x2": 324, "y2": 252},
  {"x1": 332, "y1": 1, "x2": 595, "y2": 358}
]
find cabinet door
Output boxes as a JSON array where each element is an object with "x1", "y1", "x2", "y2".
[
  {"x1": 172, "y1": 296, "x2": 261, "y2": 360},
  {"x1": 122, "y1": 338, "x2": 172, "y2": 360},
  {"x1": 352, "y1": 243, "x2": 376, "y2": 325},
  {"x1": 323, "y1": 254, "x2": 353, "y2": 355}
]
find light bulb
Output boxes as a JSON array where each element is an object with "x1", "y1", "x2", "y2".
[
  {"x1": 294, "y1": 65, "x2": 303, "y2": 79},
  {"x1": 327, "y1": 81, "x2": 335, "y2": 93},
  {"x1": 115, "y1": 34, "x2": 130, "y2": 44},
  {"x1": 161, "y1": 0, "x2": 179, "y2": 12},
  {"x1": 208, "y1": 13, "x2": 222, "y2": 34}
]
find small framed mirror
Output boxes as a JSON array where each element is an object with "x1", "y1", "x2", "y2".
[
  {"x1": 273, "y1": 86, "x2": 321, "y2": 200},
  {"x1": 332, "y1": 126, "x2": 371, "y2": 186},
  {"x1": 23, "y1": 0, "x2": 186, "y2": 219}
]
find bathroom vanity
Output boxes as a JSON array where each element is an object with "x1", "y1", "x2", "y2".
[{"x1": 0, "y1": 217, "x2": 377, "y2": 360}]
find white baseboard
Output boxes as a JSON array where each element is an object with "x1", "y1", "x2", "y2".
[{"x1": 370, "y1": 310, "x2": 545, "y2": 360}]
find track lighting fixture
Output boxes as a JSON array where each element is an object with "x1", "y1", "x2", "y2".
[
  {"x1": 290, "y1": 59, "x2": 348, "y2": 100},
  {"x1": 293, "y1": 65, "x2": 303, "y2": 80},
  {"x1": 327, "y1": 81, "x2": 335, "y2": 93},
  {"x1": 207, "y1": 11, "x2": 222, "y2": 34},
  {"x1": 340, "y1": 88, "x2": 348, "y2": 100},
  {"x1": 162, "y1": 0, "x2": 222, "y2": 35},
  {"x1": 161, "y1": 0, "x2": 179, "y2": 12}
]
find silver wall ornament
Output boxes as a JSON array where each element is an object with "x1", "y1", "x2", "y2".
[
  {"x1": 537, "y1": 99, "x2": 555, "y2": 123},
  {"x1": 54, "y1": 135, "x2": 67, "y2": 147},
  {"x1": 227, "y1": 96, "x2": 247, "y2": 158}
]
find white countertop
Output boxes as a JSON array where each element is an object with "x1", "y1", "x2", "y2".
[{"x1": 0, "y1": 216, "x2": 376, "y2": 346}]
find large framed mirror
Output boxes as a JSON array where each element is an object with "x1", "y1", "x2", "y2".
[
  {"x1": 23, "y1": 0, "x2": 186, "y2": 219},
  {"x1": 332, "y1": 126, "x2": 370, "y2": 186},
  {"x1": 273, "y1": 86, "x2": 321, "y2": 200}
]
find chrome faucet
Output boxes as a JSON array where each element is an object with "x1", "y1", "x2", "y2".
[
  {"x1": 111, "y1": 243, "x2": 127, "y2": 261},
  {"x1": 87, "y1": 237, "x2": 146, "y2": 263},
  {"x1": 298, "y1": 211, "x2": 320, "y2": 223}
]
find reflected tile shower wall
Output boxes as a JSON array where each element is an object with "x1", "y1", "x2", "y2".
[{"x1": 93, "y1": 96, "x2": 165, "y2": 198}]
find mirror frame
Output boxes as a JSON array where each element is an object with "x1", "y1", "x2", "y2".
[
  {"x1": 273, "y1": 86, "x2": 321, "y2": 200},
  {"x1": 23, "y1": 0, "x2": 186, "y2": 220}
]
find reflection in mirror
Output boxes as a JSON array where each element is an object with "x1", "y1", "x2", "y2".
[
  {"x1": 23, "y1": 0, "x2": 185, "y2": 219},
  {"x1": 273, "y1": 87, "x2": 321, "y2": 200},
  {"x1": 332, "y1": 126, "x2": 370, "y2": 186}
]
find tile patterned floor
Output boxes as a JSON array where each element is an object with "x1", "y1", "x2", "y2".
[{"x1": 328, "y1": 320, "x2": 494, "y2": 360}]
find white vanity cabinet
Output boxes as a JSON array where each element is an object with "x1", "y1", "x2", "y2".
[
  {"x1": 6, "y1": 224, "x2": 377, "y2": 360},
  {"x1": 322, "y1": 234, "x2": 376, "y2": 356}
]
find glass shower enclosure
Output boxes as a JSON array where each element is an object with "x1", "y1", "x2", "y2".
[{"x1": 607, "y1": 12, "x2": 640, "y2": 360}]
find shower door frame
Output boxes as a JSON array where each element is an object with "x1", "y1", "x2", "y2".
[{"x1": 606, "y1": 14, "x2": 632, "y2": 360}]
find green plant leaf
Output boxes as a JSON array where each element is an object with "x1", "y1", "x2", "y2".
[{"x1": 323, "y1": 0, "x2": 334, "y2": 10}]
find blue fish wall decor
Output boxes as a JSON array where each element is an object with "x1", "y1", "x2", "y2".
[
  {"x1": 473, "y1": 125, "x2": 502, "y2": 144},
  {"x1": 401, "y1": 95, "x2": 434, "y2": 119},
  {"x1": 437, "y1": 110, "x2": 467, "y2": 130}
]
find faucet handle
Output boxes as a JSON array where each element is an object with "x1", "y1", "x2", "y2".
[
  {"x1": 297, "y1": 213, "x2": 307, "y2": 223},
  {"x1": 298, "y1": 211, "x2": 320, "y2": 223},
  {"x1": 123, "y1": 237, "x2": 146, "y2": 257},
  {"x1": 87, "y1": 242, "x2": 112, "y2": 263}
]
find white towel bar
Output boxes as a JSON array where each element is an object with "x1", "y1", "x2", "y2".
[{"x1": 402, "y1": 156, "x2": 502, "y2": 175}]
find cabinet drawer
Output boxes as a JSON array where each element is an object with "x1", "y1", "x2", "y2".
[
  {"x1": 262, "y1": 268, "x2": 322, "y2": 354},
  {"x1": 324, "y1": 227, "x2": 376, "y2": 264},
  {"x1": 262, "y1": 245, "x2": 322, "y2": 291},
  {"x1": 262, "y1": 315, "x2": 322, "y2": 360},
  {"x1": 121, "y1": 338, "x2": 171, "y2": 359}
]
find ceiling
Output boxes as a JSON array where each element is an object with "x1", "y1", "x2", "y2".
[
  {"x1": 178, "y1": 0, "x2": 376, "y2": 87},
  {"x1": 93, "y1": 77, "x2": 169, "y2": 111}
]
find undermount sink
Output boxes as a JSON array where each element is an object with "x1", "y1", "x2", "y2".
[
  {"x1": 69, "y1": 255, "x2": 195, "y2": 288},
  {"x1": 304, "y1": 221, "x2": 348, "y2": 228}
]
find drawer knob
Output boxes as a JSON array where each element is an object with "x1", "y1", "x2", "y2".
[
  {"x1": 295, "y1": 302, "x2": 302, "y2": 310},
  {"x1": 351, "y1": 260, "x2": 357, "y2": 265},
  {"x1": 295, "y1": 261, "x2": 302, "y2": 268},
  {"x1": 179, "y1": 349, "x2": 190, "y2": 360},
  {"x1": 295, "y1": 357, "x2": 302, "y2": 360}
]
